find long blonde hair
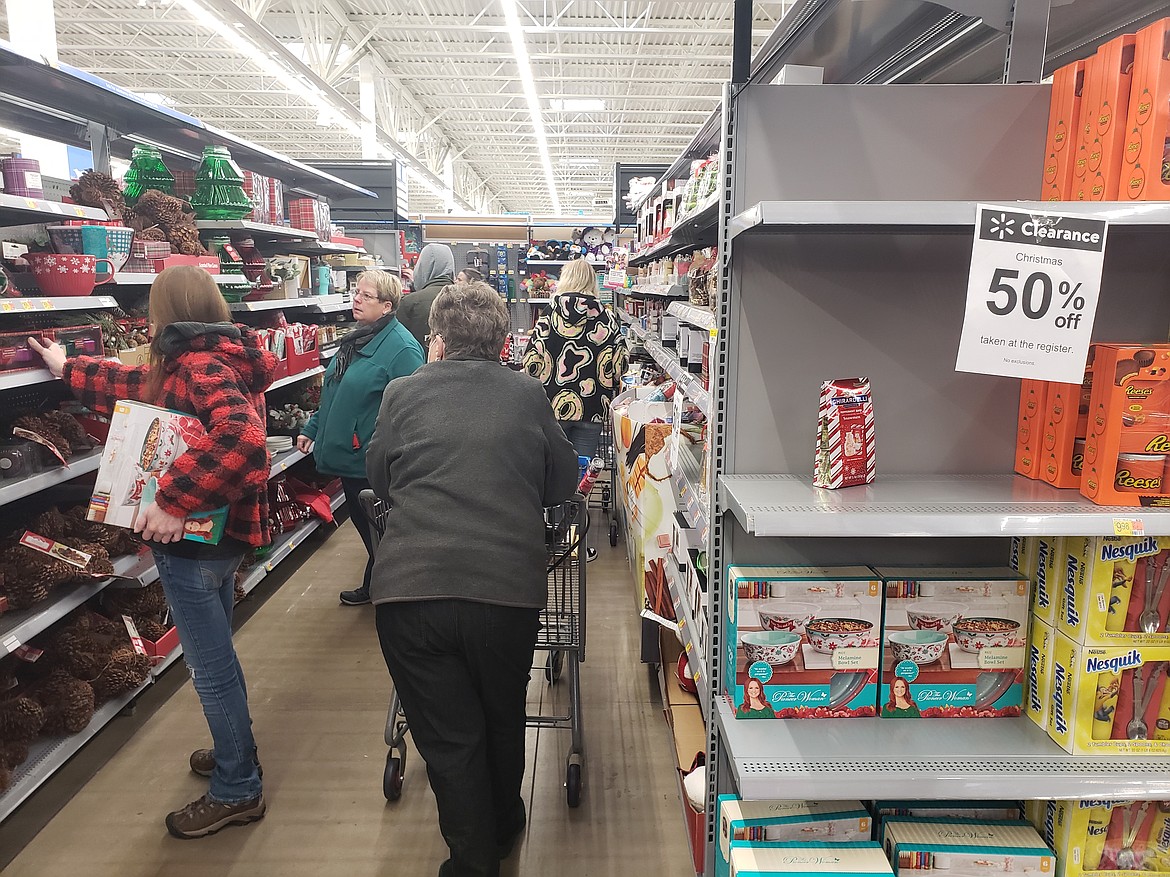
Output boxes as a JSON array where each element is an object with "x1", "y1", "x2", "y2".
[
  {"x1": 556, "y1": 257, "x2": 598, "y2": 295},
  {"x1": 146, "y1": 266, "x2": 232, "y2": 400}
]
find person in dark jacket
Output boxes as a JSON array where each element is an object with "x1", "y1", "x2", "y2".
[
  {"x1": 366, "y1": 281, "x2": 579, "y2": 877},
  {"x1": 397, "y1": 242, "x2": 455, "y2": 347},
  {"x1": 522, "y1": 256, "x2": 627, "y2": 459},
  {"x1": 297, "y1": 270, "x2": 423, "y2": 605},
  {"x1": 30, "y1": 265, "x2": 273, "y2": 839}
]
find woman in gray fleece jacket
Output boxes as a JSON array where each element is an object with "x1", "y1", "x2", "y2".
[{"x1": 365, "y1": 281, "x2": 579, "y2": 877}]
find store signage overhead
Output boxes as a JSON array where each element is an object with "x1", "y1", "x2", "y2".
[{"x1": 955, "y1": 204, "x2": 1108, "y2": 383}]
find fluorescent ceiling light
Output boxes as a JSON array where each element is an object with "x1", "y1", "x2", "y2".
[
  {"x1": 500, "y1": 0, "x2": 561, "y2": 214},
  {"x1": 548, "y1": 99, "x2": 606, "y2": 112},
  {"x1": 558, "y1": 157, "x2": 600, "y2": 166}
]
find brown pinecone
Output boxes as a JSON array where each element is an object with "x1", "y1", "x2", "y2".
[
  {"x1": 31, "y1": 670, "x2": 95, "y2": 735},
  {"x1": 91, "y1": 648, "x2": 150, "y2": 704},
  {"x1": 167, "y1": 224, "x2": 206, "y2": 256},
  {"x1": 0, "y1": 740, "x2": 29, "y2": 769},
  {"x1": 51, "y1": 627, "x2": 106, "y2": 680},
  {"x1": 28, "y1": 508, "x2": 68, "y2": 541},
  {"x1": 2, "y1": 576, "x2": 50, "y2": 610},
  {"x1": 0, "y1": 696, "x2": 45, "y2": 741},
  {"x1": 14, "y1": 415, "x2": 71, "y2": 458},
  {"x1": 69, "y1": 171, "x2": 126, "y2": 213},
  {"x1": 136, "y1": 620, "x2": 167, "y2": 642},
  {"x1": 0, "y1": 762, "x2": 10, "y2": 793},
  {"x1": 43, "y1": 412, "x2": 89, "y2": 451}
]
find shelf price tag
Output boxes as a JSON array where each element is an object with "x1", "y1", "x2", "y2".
[
  {"x1": 1114, "y1": 518, "x2": 1145, "y2": 537},
  {"x1": 956, "y1": 204, "x2": 1108, "y2": 383}
]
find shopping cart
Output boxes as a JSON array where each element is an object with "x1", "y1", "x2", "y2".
[
  {"x1": 358, "y1": 489, "x2": 588, "y2": 807},
  {"x1": 595, "y1": 416, "x2": 619, "y2": 546}
]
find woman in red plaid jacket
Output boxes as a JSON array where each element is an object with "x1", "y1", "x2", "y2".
[{"x1": 30, "y1": 265, "x2": 274, "y2": 840}]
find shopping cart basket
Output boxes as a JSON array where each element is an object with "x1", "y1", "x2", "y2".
[
  {"x1": 359, "y1": 489, "x2": 588, "y2": 807},
  {"x1": 595, "y1": 416, "x2": 618, "y2": 546}
]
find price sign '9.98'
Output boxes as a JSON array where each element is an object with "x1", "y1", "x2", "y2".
[{"x1": 955, "y1": 204, "x2": 1108, "y2": 383}]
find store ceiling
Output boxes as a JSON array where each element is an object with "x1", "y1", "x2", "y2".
[{"x1": 0, "y1": 0, "x2": 792, "y2": 216}]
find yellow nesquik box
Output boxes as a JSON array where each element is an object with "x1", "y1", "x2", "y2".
[
  {"x1": 1051, "y1": 799, "x2": 1170, "y2": 877},
  {"x1": 1031, "y1": 536, "x2": 1066, "y2": 628},
  {"x1": 1059, "y1": 536, "x2": 1170, "y2": 647},
  {"x1": 1049, "y1": 631, "x2": 1170, "y2": 755},
  {"x1": 1026, "y1": 619, "x2": 1056, "y2": 730}
]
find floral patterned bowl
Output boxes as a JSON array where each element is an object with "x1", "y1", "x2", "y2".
[
  {"x1": 741, "y1": 631, "x2": 801, "y2": 666},
  {"x1": 805, "y1": 618, "x2": 873, "y2": 654},
  {"x1": 888, "y1": 629, "x2": 948, "y2": 664},
  {"x1": 757, "y1": 600, "x2": 818, "y2": 634},
  {"x1": 953, "y1": 617, "x2": 1021, "y2": 653},
  {"x1": 906, "y1": 601, "x2": 967, "y2": 632}
]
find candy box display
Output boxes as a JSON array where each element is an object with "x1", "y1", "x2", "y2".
[
  {"x1": 0, "y1": 329, "x2": 53, "y2": 372},
  {"x1": 881, "y1": 818, "x2": 1054, "y2": 877},
  {"x1": 728, "y1": 842, "x2": 893, "y2": 877},
  {"x1": 1010, "y1": 536, "x2": 1039, "y2": 579},
  {"x1": 716, "y1": 798, "x2": 871, "y2": 877},
  {"x1": 1080, "y1": 344, "x2": 1170, "y2": 507},
  {"x1": 875, "y1": 567, "x2": 1029, "y2": 718},
  {"x1": 49, "y1": 325, "x2": 104, "y2": 358},
  {"x1": 1027, "y1": 619, "x2": 1057, "y2": 730},
  {"x1": 725, "y1": 566, "x2": 881, "y2": 719},
  {"x1": 1050, "y1": 799, "x2": 1170, "y2": 877},
  {"x1": 1048, "y1": 632, "x2": 1170, "y2": 755},
  {"x1": 1015, "y1": 379, "x2": 1047, "y2": 479},
  {"x1": 814, "y1": 378, "x2": 875, "y2": 489},
  {"x1": 1040, "y1": 352, "x2": 1095, "y2": 490},
  {"x1": 87, "y1": 400, "x2": 227, "y2": 544},
  {"x1": 1059, "y1": 536, "x2": 1170, "y2": 646},
  {"x1": 1032, "y1": 536, "x2": 1066, "y2": 628}
]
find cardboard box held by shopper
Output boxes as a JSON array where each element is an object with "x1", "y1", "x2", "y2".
[{"x1": 87, "y1": 400, "x2": 227, "y2": 544}]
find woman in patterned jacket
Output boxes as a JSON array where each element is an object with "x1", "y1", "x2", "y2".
[
  {"x1": 522, "y1": 256, "x2": 627, "y2": 459},
  {"x1": 30, "y1": 265, "x2": 273, "y2": 840}
]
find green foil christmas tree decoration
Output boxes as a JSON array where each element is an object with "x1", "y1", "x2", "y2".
[
  {"x1": 122, "y1": 145, "x2": 175, "y2": 204},
  {"x1": 190, "y1": 146, "x2": 250, "y2": 220}
]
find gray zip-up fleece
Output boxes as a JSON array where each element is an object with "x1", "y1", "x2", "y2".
[{"x1": 365, "y1": 357, "x2": 580, "y2": 608}]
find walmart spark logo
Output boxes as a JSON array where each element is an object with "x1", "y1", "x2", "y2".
[{"x1": 989, "y1": 213, "x2": 1016, "y2": 239}]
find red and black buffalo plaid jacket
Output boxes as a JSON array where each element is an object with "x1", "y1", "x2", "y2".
[{"x1": 63, "y1": 327, "x2": 276, "y2": 548}]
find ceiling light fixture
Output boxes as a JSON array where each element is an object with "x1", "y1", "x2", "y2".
[{"x1": 500, "y1": 0, "x2": 561, "y2": 214}]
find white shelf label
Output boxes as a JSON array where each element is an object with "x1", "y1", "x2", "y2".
[
  {"x1": 2, "y1": 635, "x2": 20, "y2": 654},
  {"x1": 956, "y1": 204, "x2": 1108, "y2": 383}
]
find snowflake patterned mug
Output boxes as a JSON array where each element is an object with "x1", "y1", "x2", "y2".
[{"x1": 23, "y1": 253, "x2": 115, "y2": 297}]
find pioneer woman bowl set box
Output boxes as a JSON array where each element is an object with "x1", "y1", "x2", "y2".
[{"x1": 87, "y1": 400, "x2": 227, "y2": 544}]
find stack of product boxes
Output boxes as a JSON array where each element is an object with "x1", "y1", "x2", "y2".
[
  {"x1": 1014, "y1": 344, "x2": 1170, "y2": 507},
  {"x1": 1028, "y1": 798, "x2": 1170, "y2": 877},
  {"x1": 1041, "y1": 18, "x2": 1170, "y2": 202},
  {"x1": 716, "y1": 798, "x2": 1056, "y2": 877},
  {"x1": 723, "y1": 565, "x2": 1030, "y2": 720}
]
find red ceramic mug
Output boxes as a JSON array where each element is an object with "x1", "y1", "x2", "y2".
[{"x1": 22, "y1": 253, "x2": 115, "y2": 297}]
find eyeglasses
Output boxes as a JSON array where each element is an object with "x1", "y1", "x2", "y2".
[{"x1": 353, "y1": 291, "x2": 385, "y2": 304}]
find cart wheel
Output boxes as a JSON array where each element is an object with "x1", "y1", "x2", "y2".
[
  {"x1": 384, "y1": 752, "x2": 404, "y2": 801},
  {"x1": 609, "y1": 521, "x2": 618, "y2": 546},
  {"x1": 546, "y1": 650, "x2": 564, "y2": 684},
  {"x1": 566, "y1": 761, "x2": 582, "y2": 808}
]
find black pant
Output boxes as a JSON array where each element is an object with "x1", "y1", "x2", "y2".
[
  {"x1": 376, "y1": 600, "x2": 540, "y2": 877},
  {"x1": 341, "y1": 476, "x2": 376, "y2": 591}
]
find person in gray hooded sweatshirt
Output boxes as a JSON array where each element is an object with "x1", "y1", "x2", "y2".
[{"x1": 397, "y1": 243, "x2": 455, "y2": 348}]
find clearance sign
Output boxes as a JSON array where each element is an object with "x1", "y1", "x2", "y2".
[{"x1": 956, "y1": 204, "x2": 1108, "y2": 383}]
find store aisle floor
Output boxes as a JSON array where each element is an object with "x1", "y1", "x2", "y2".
[{"x1": 2, "y1": 522, "x2": 692, "y2": 876}]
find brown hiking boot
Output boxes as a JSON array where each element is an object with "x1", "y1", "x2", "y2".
[
  {"x1": 189, "y1": 748, "x2": 263, "y2": 778},
  {"x1": 165, "y1": 793, "x2": 266, "y2": 839}
]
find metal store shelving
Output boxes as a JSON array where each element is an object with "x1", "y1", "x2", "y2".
[
  {"x1": 0, "y1": 369, "x2": 59, "y2": 392},
  {"x1": 666, "y1": 554, "x2": 708, "y2": 721},
  {"x1": 719, "y1": 474, "x2": 1170, "y2": 538},
  {"x1": 0, "y1": 296, "x2": 118, "y2": 312},
  {"x1": 641, "y1": 335, "x2": 711, "y2": 418},
  {"x1": 0, "y1": 677, "x2": 153, "y2": 822},
  {"x1": 0, "y1": 448, "x2": 103, "y2": 509},
  {"x1": 714, "y1": 700, "x2": 1170, "y2": 800},
  {"x1": 667, "y1": 302, "x2": 716, "y2": 332},
  {"x1": 268, "y1": 365, "x2": 325, "y2": 392}
]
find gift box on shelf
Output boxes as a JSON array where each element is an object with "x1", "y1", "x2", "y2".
[
  {"x1": 0, "y1": 329, "x2": 52, "y2": 372},
  {"x1": 242, "y1": 171, "x2": 272, "y2": 224},
  {"x1": 1059, "y1": 535, "x2": 1170, "y2": 647},
  {"x1": 49, "y1": 325, "x2": 104, "y2": 358},
  {"x1": 1072, "y1": 34, "x2": 1138, "y2": 202},
  {"x1": 143, "y1": 625, "x2": 180, "y2": 663},
  {"x1": 149, "y1": 254, "x2": 221, "y2": 275},
  {"x1": 88, "y1": 400, "x2": 229, "y2": 544},
  {"x1": 285, "y1": 323, "x2": 320, "y2": 375},
  {"x1": 288, "y1": 197, "x2": 331, "y2": 241},
  {"x1": 1041, "y1": 59, "x2": 1087, "y2": 201}
]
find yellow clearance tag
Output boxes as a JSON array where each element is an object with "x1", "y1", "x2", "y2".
[{"x1": 1114, "y1": 518, "x2": 1145, "y2": 537}]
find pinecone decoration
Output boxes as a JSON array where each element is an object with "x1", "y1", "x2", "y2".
[
  {"x1": 136, "y1": 620, "x2": 167, "y2": 642},
  {"x1": 51, "y1": 627, "x2": 106, "y2": 680},
  {"x1": 167, "y1": 224, "x2": 205, "y2": 256},
  {"x1": 43, "y1": 412, "x2": 89, "y2": 452},
  {"x1": 69, "y1": 170, "x2": 126, "y2": 213},
  {"x1": 1, "y1": 740, "x2": 29, "y2": 769},
  {"x1": 31, "y1": 670, "x2": 95, "y2": 735},
  {"x1": 13, "y1": 414, "x2": 71, "y2": 458},
  {"x1": 28, "y1": 508, "x2": 67, "y2": 541},
  {"x1": 1, "y1": 575, "x2": 49, "y2": 611},
  {"x1": 0, "y1": 762, "x2": 10, "y2": 794},
  {"x1": 66, "y1": 541, "x2": 113, "y2": 577},
  {"x1": 91, "y1": 648, "x2": 150, "y2": 704},
  {"x1": 136, "y1": 226, "x2": 168, "y2": 243},
  {"x1": 0, "y1": 696, "x2": 45, "y2": 741}
]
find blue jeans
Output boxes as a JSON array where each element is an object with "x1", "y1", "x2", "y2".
[
  {"x1": 153, "y1": 550, "x2": 261, "y2": 804},
  {"x1": 558, "y1": 420, "x2": 603, "y2": 459}
]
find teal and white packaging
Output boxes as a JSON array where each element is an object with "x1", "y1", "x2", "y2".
[
  {"x1": 870, "y1": 800, "x2": 1023, "y2": 830},
  {"x1": 716, "y1": 797, "x2": 872, "y2": 877},
  {"x1": 729, "y1": 841, "x2": 893, "y2": 877},
  {"x1": 724, "y1": 566, "x2": 882, "y2": 719},
  {"x1": 881, "y1": 817, "x2": 1053, "y2": 876}
]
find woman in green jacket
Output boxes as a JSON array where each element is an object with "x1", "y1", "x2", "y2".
[{"x1": 297, "y1": 271, "x2": 424, "y2": 605}]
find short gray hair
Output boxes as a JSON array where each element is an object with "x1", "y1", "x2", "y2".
[
  {"x1": 429, "y1": 281, "x2": 508, "y2": 360},
  {"x1": 356, "y1": 270, "x2": 403, "y2": 309}
]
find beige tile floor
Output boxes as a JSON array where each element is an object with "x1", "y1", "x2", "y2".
[{"x1": 1, "y1": 518, "x2": 693, "y2": 876}]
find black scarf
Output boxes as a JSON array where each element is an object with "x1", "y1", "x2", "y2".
[
  {"x1": 156, "y1": 321, "x2": 240, "y2": 355},
  {"x1": 331, "y1": 313, "x2": 394, "y2": 383}
]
